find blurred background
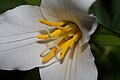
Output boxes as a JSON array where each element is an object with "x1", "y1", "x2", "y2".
[{"x1": 0, "y1": 0, "x2": 120, "y2": 80}]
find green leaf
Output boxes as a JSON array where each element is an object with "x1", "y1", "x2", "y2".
[
  {"x1": 91, "y1": 35, "x2": 120, "y2": 46},
  {"x1": 90, "y1": 0, "x2": 120, "y2": 33},
  {"x1": 90, "y1": 0, "x2": 110, "y2": 28},
  {"x1": 92, "y1": 24, "x2": 120, "y2": 36},
  {"x1": 111, "y1": 0, "x2": 120, "y2": 33},
  {"x1": 25, "y1": 0, "x2": 40, "y2": 6},
  {"x1": 0, "y1": 0, "x2": 28, "y2": 14}
]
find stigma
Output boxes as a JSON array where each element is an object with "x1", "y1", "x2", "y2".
[{"x1": 36, "y1": 19, "x2": 82, "y2": 64}]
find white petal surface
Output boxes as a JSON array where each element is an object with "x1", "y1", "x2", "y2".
[
  {"x1": 0, "y1": 5, "x2": 47, "y2": 36},
  {"x1": 40, "y1": 43, "x2": 97, "y2": 80},
  {"x1": 40, "y1": 0, "x2": 96, "y2": 21},
  {"x1": 0, "y1": 5, "x2": 48, "y2": 70}
]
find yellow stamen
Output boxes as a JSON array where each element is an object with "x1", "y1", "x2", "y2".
[
  {"x1": 37, "y1": 19, "x2": 81, "y2": 63},
  {"x1": 40, "y1": 19, "x2": 73, "y2": 32},
  {"x1": 42, "y1": 39, "x2": 65, "y2": 63},
  {"x1": 36, "y1": 27, "x2": 73, "y2": 39},
  {"x1": 60, "y1": 32, "x2": 81, "y2": 59},
  {"x1": 60, "y1": 39, "x2": 72, "y2": 59},
  {"x1": 36, "y1": 29, "x2": 62, "y2": 39},
  {"x1": 56, "y1": 26, "x2": 73, "y2": 32},
  {"x1": 69, "y1": 32, "x2": 81, "y2": 48},
  {"x1": 39, "y1": 19, "x2": 65, "y2": 26},
  {"x1": 42, "y1": 47, "x2": 57, "y2": 63}
]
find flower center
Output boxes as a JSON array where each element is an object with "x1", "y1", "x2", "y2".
[{"x1": 36, "y1": 19, "x2": 82, "y2": 64}]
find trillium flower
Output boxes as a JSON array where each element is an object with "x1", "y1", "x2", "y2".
[{"x1": 0, "y1": 0, "x2": 98, "y2": 80}]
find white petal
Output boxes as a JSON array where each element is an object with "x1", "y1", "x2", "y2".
[
  {"x1": 0, "y1": 5, "x2": 48, "y2": 36},
  {"x1": 40, "y1": 0, "x2": 96, "y2": 21},
  {"x1": 0, "y1": 40, "x2": 46, "y2": 70},
  {"x1": 73, "y1": 43, "x2": 97, "y2": 80},
  {"x1": 78, "y1": 21, "x2": 97, "y2": 46},
  {"x1": 39, "y1": 43, "x2": 98, "y2": 80},
  {"x1": 0, "y1": 5, "x2": 49, "y2": 70},
  {"x1": 40, "y1": 0, "x2": 67, "y2": 21},
  {"x1": 72, "y1": 0, "x2": 96, "y2": 12}
]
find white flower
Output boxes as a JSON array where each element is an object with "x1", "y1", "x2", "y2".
[{"x1": 0, "y1": 0, "x2": 98, "y2": 80}]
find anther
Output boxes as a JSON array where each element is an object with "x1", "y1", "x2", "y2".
[{"x1": 39, "y1": 19, "x2": 65, "y2": 27}]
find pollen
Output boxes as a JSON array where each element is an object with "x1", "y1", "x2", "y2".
[{"x1": 36, "y1": 19, "x2": 81, "y2": 63}]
